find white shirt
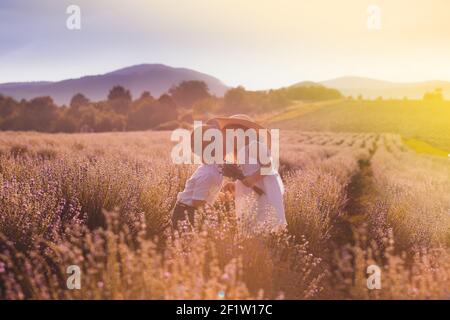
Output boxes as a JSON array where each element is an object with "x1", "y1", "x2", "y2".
[
  {"x1": 177, "y1": 164, "x2": 223, "y2": 206},
  {"x1": 235, "y1": 141, "x2": 286, "y2": 227}
]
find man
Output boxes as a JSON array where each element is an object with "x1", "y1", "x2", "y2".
[{"x1": 172, "y1": 124, "x2": 224, "y2": 229}]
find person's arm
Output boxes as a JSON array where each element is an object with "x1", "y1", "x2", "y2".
[
  {"x1": 241, "y1": 169, "x2": 263, "y2": 188},
  {"x1": 241, "y1": 156, "x2": 272, "y2": 188}
]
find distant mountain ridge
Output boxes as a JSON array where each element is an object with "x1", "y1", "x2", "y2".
[
  {"x1": 0, "y1": 64, "x2": 229, "y2": 105},
  {"x1": 290, "y1": 81, "x2": 324, "y2": 88},
  {"x1": 320, "y1": 76, "x2": 450, "y2": 99}
]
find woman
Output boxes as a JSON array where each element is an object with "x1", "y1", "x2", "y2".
[{"x1": 207, "y1": 115, "x2": 287, "y2": 229}]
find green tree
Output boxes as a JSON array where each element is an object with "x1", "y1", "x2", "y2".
[
  {"x1": 169, "y1": 81, "x2": 210, "y2": 107},
  {"x1": 108, "y1": 86, "x2": 132, "y2": 101},
  {"x1": 128, "y1": 94, "x2": 178, "y2": 130},
  {"x1": 423, "y1": 88, "x2": 444, "y2": 101},
  {"x1": 23, "y1": 96, "x2": 59, "y2": 131},
  {"x1": 107, "y1": 86, "x2": 132, "y2": 114},
  {"x1": 224, "y1": 86, "x2": 247, "y2": 113},
  {"x1": 70, "y1": 93, "x2": 90, "y2": 110},
  {"x1": 0, "y1": 94, "x2": 17, "y2": 118}
]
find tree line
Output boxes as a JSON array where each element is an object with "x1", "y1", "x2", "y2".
[{"x1": 0, "y1": 81, "x2": 342, "y2": 133}]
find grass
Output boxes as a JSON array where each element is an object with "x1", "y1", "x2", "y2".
[
  {"x1": 403, "y1": 138, "x2": 449, "y2": 157},
  {"x1": 260, "y1": 100, "x2": 339, "y2": 125},
  {"x1": 268, "y1": 99, "x2": 450, "y2": 152}
]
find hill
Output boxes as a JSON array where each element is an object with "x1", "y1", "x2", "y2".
[
  {"x1": 0, "y1": 64, "x2": 228, "y2": 105},
  {"x1": 290, "y1": 81, "x2": 324, "y2": 88}
]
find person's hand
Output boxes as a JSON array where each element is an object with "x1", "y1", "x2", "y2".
[
  {"x1": 223, "y1": 181, "x2": 235, "y2": 194},
  {"x1": 242, "y1": 175, "x2": 257, "y2": 188}
]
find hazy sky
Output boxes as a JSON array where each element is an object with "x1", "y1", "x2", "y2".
[{"x1": 1, "y1": 0, "x2": 450, "y2": 89}]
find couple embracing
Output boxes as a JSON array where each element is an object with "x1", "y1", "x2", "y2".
[{"x1": 172, "y1": 114, "x2": 286, "y2": 231}]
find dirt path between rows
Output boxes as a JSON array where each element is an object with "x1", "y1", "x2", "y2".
[
  {"x1": 334, "y1": 138, "x2": 378, "y2": 245},
  {"x1": 323, "y1": 138, "x2": 379, "y2": 298}
]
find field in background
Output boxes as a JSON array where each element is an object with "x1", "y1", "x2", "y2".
[
  {"x1": 0, "y1": 129, "x2": 449, "y2": 299},
  {"x1": 267, "y1": 100, "x2": 450, "y2": 153}
]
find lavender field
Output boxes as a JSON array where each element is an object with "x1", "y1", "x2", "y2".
[{"x1": 0, "y1": 130, "x2": 449, "y2": 299}]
